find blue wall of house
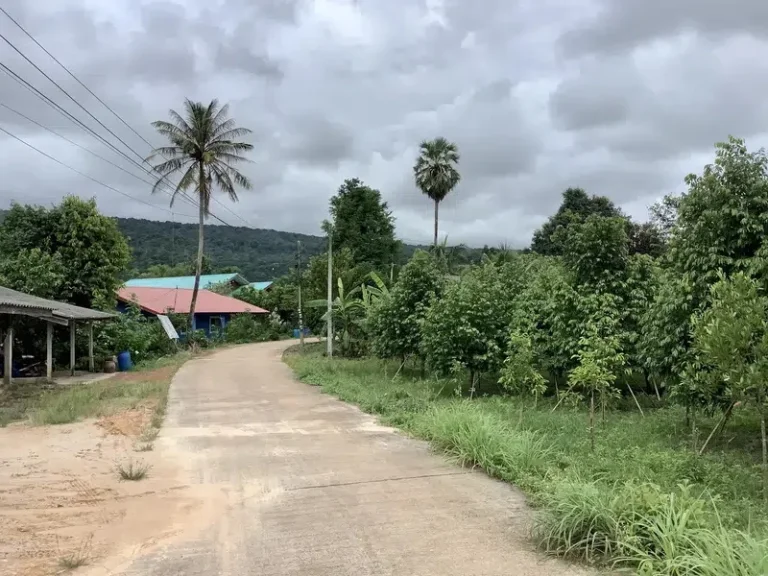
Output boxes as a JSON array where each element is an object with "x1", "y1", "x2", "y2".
[
  {"x1": 191, "y1": 313, "x2": 230, "y2": 337},
  {"x1": 116, "y1": 302, "x2": 230, "y2": 338}
]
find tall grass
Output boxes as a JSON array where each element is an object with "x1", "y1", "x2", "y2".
[
  {"x1": 285, "y1": 350, "x2": 768, "y2": 575},
  {"x1": 29, "y1": 380, "x2": 168, "y2": 425}
]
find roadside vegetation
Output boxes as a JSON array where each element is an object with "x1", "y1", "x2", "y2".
[
  {"x1": 283, "y1": 137, "x2": 768, "y2": 574},
  {"x1": 0, "y1": 353, "x2": 189, "y2": 428}
]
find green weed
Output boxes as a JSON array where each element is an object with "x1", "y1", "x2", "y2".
[
  {"x1": 116, "y1": 460, "x2": 150, "y2": 481},
  {"x1": 29, "y1": 380, "x2": 168, "y2": 426}
]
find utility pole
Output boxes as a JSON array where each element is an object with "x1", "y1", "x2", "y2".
[
  {"x1": 327, "y1": 231, "x2": 333, "y2": 357},
  {"x1": 297, "y1": 240, "x2": 304, "y2": 348}
]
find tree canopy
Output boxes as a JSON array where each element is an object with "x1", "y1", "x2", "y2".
[
  {"x1": 0, "y1": 196, "x2": 131, "y2": 308},
  {"x1": 329, "y1": 178, "x2": 400, "y2": 269}
]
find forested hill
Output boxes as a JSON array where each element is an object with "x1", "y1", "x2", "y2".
[{"x1": 117, "y1": 218, "x2": 327, "y2": 280}]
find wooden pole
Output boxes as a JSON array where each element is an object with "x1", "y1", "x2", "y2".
[
  {"x1": 69, "y1": 321, "x2": 76, "y2": 376},
  {"x1": 4, "y1": 320, "x2": 12, "y2": 387},
  {"x1": 46, "y1": 321, "x2": 53, "y2": 381},
  {"x1": 88, "y1": 322, "x2": 94, "y2": 373}
]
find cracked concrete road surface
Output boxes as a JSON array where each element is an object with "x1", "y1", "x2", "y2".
[{"x1": 111, "y1": 341, "x2": 589, "y2": 576}]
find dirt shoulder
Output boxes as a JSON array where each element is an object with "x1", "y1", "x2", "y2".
[{"x1": 0, "y1": 353, "x2": 207, "y2": 576}]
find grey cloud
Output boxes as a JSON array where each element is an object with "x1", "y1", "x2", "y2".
[
  {"x1": 1, "y1": 0, "x2": 767, "y2": 248},
  {"x1": 560, "y1": 0, "x2": 768, "y2": 56}
]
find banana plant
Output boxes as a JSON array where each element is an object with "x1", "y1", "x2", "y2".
[{"x1": 308, "y1": 277, "x2": 366, "y2": 356}]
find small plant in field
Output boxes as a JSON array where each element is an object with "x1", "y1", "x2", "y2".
[
  {"x1": 566, "y1": 315, "x2": 625, "y2": 451},
  {"x1": 140, "y1": 426, "x2": 159, "y2": 442},
  {"x1": 58, "y1": 536, "x2": 92, "y2": 570},
  {"x1": 134, "y1": 442, "x2": 153, "y2": 452},
  {"x1": 499, "y1": 331, "x2": 547, "y2": 407},
  {"x1": 116, "y1": 460, "x2": 150, "y2": 481}
]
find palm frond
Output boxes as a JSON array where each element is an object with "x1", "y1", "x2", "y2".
[{"x1": 148, "y1": 99, "x2": 252, "y2": 210}]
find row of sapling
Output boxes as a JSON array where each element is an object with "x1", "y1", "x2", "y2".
[{"x1": 315, "y1": 137, "x2": 768, "y2": 495}]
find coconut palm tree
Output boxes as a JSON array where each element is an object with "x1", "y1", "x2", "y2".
[
  {"x1": 146, "y1": 99, "x2": 253, "y2": 329},
  {"x1": 413, "y1": 137, "x2": 460, "y2": 246}
]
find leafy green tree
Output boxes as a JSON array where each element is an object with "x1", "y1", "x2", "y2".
[
  {"x1": 669, "y1": 137, "x2": 768, "y2": 289},
  {"x1": 511, "y1": 258, "x2": 581, "y2": 385},
  {"x1": 559, "y1": 214, "x2": 629, "y2": 290},
  {"x1": 685, "y1": 272, "x2": 768, "y2": 489},
  {"x1": 329, "y1": 178, "x2": 400, "y2": 269},
  {"x1": 0, "y1": 249, "x2": 65, "y2": 300},
  {"x1": 653, "y1": 138, "x2": 768, "y2": 410},
  {"x1": 499, "y1": 331, "x2": 547, "y2": 407},
  {"x1": 369, "y1": 251, "x2": 443, "y2": 362},
  {"x1": 531, "y1": 188, "x2": 623, "y2": 255},
  {"x1": 422, "y1": 263, "x2": 514, "y2": 390},
  {"x1": 147, "y1": 99, "x2": 253, "y2": 328},
  {"x1": 414, "y1": 137, "x2": 461, "y2": 246},
  {"x1": 0, "y1": 197, "x2": 130, "y2": 307},
  {"x1": 567, "y1": 316, "x2": 626, "y2": 450}
]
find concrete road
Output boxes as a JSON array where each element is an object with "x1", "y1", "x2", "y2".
[{"x1": 117, "y1": 341, "x2": 589, "y2": 575}]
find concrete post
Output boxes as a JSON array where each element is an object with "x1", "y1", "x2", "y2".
[
  {"x1": 46, "y1": 321, "x2": 53, "y2": 381},
  {"x1": 69, "y1": 321, "x2": 76, "y2": 376},
  {"x1": 3, "y1": 321, "x2": 12, "y2": 386},
  {"x1": 88, "y1": 322, "x2": 94, "y2": 373}
]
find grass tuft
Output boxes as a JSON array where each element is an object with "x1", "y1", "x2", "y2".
[
  {"x1": 116, "y1": 460, "x2": 150, "y2": 481},
  {"x1": 134, "y1": 442, "x2": 154, "y2": 452}
]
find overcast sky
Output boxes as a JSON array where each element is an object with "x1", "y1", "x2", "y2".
[{"x1": 1, "y1": 0, "x2": 767, "y2": 247}]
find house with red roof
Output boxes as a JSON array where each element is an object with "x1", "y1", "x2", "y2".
[{"x1": 117, "y1": 286, "x2": 268, "y2": 337}]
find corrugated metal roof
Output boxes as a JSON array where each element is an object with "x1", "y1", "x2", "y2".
[
  {"x1": 124, "y1": 273, "x2": 249, "y2": 290},
  {"x1": 117, "y1": 287, "x2": 269, "y2": 315},
  {"x1": 0, "y1": 286, "x2": 115, "y2": 321},
  {"x1": 249, "y1": 281, "x2": 273, "y2": 291}
]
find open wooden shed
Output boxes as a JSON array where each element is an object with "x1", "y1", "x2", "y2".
[{"x1": 0, "y1": 286, "x2": 115, "y2": 385}]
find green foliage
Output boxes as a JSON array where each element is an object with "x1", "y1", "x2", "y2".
[
  {"x1": 498, "y1": 331, "x2": 547, "y2": 406},
  {"x1": 96, "y1": 302, "x2": 173, "y2": 361},
  {"x1": 225, "y1": 314, "x2": 285, "y2": 343},
  {"x1": 531, "y1": 188, "x2": 624, "y2": 256},
  {"x1": 0, "y1": 196, "x2": 131, "y2": 308},
  {"x1": 560, "y1": 214, "x2": 629, "y2": 290},
  {"x1": 670, "y1": 137, "x2": 768, "y2": 289},
  {"x1": 422, "y1": 262, "x2": 515, "y2": 382},
  {"x1": 369, "y1": 250, "x2": 443, "y2": 361},
  {"x1": 329, "y1": 178, "x2": 400, "y2": 269},
  {"x1": 0, "y1": 248, "x2": 65, "y2": 299}
]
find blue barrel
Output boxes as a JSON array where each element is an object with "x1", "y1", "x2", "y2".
[
  {"x1": 117, "y1": 350, "x2": 133, "y2": 371},
  {"x1": 292, "y1": 328, "x2": 300, "y2": 339}
]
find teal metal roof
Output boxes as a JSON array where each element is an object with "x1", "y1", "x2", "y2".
[
  {"x1": 249, "y1": 281, "x2": 273, "y2": 291},
  {"x1": 124, "y1": 273, "x2": 249, "y2": 290}
]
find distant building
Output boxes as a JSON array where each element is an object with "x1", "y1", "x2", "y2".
[
  {"x1": 124, "y1": 273, "x2": 249, "y2": 291},
  {"x1": 116, "y1": 287, "x2": 268, "y2": 337},
  {"x1": 247, "y1": 281, "x2": 273, "y2": 291}
]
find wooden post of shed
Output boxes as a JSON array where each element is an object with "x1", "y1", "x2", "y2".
[
  {"x1": 3, "y1": 319, "x2": 12, "y2": 386},
  {"x1": 69, "y1": 320, "x2": 76, "y2": 376},
  {"x1": 46, "y1": 321, "x2": 53, "y2": 381},
  {"x1": 88, "y1": 322, "x2": 94, "y2": 372}
]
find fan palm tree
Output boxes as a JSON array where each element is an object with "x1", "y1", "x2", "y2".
[
  {"x1": 146, "y1": 99, "x2": 253, "y2": 330},
  {"x1": 413, "y1": 137, "x2": 460, "y2": 246}
]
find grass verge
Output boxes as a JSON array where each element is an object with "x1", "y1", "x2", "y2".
[
  {"x1": 285, "y1": 348, "x2": 768, "y2": 575},
  {"x1": 0, "y1": 351, "x2": 190, "y2": 427}
]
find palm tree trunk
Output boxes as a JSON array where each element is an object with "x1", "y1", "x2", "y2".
[
  {"x1": 434, "y1": 200, "x2": 439, "y2": 247},
  {"x1": 188, "y1": 170, "x2": 205, "y2": 332}
]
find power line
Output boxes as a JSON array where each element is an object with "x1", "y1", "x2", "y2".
[
  {"x1": 0, "y1": 5, "x2": 155, "y2": 149},
  {"x1": 0, "y1": 62, "x2": 206, "y2": 215},
  {"x1": 1, "y1": 103, "x2": 166, "y2": 193},
  {"x1": 0, "y1": 7, "x2": 255, "y2": 228},
  {"x1": 0, "y1": 123, "x2": 198, "y2": 218}
]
